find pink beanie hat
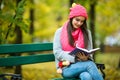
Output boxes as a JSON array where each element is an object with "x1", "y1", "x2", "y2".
[{"x1": 69, "y1": 3, "x2": 88, "y2": 19}]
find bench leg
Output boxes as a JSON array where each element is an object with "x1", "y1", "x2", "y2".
[
  {"x1": 51, "y1": 78, "x2": 79, "y2": 80},
  {"x1": 96, "y1": 63, "x2": 105, "y2": 79},
  {"x1": 0, "y1": 73, "x2": 22, "y2": 80}
]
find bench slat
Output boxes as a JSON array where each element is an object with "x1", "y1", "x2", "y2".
[
  {"x1": 0, "y1": 53, "x2": 54, "y2": 67},
  {"x1": 0, "y1": 43, "x2": 53, "y2": 54}
]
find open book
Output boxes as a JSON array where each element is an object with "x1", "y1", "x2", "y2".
[{"x1": 70, "y1": 47, "x2": 100, "y2": 56}]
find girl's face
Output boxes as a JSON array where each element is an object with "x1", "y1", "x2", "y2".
[{"x1": 72, "y1": 16, "x2": 85, "y2": 29}]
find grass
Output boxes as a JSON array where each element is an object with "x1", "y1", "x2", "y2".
[
  {"x1": 0, "y1": 53, "x2": 120, "y2": 80},
  {"x1": 95, "y1": 53, "x2": 120, "y2": 80},
  {"x1": 22, "y1": 62, "x2": 61, "y2": 80},
  {"x1": 95, "y1": 53, "x2": 120, "y2": 69}
]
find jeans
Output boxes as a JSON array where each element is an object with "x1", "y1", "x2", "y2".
[{"x1": 62, "y1": 61, "x2": 103, "y2": 80}]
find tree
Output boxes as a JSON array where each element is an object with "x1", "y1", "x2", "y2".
[
  {"x1": 0, "y1": 0, "x2": 28, "y2": 44},
  {"x1": 89, "y1": 0, "x2": 97, "y2": 48},
  {"x1": 0, "y1": 0, "x2": 28, "y2": 74},
  {"x1": 29, "y1": 0, "x2": 34, "y2": 42},
  {"x1": 14, "y1": 0, "x2": 23, "y2": 74},
  {"x1": 69, "y1": 0, "x2": 74, "y2": 7},
  {"x1": 96, "y1": 0, "x2": 120, "y2": 46}
]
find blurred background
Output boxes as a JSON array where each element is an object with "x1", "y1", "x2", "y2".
[{"x1": 0, "y1": 0, "x2": 120, "y2": 80}]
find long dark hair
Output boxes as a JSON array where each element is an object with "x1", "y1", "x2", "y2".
[{"x1": 67, "y1": 18, "x2": 89, "y2": 49}]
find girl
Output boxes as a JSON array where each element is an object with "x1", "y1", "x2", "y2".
[{"x1": 53, "y1": 3, "x2": 103, "y2": 80}]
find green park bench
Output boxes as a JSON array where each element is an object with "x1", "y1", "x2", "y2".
[{"x1": 0, "y1": 43, "x2": 105, "y2": 80}]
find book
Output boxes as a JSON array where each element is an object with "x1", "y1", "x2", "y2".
[{"x1": 69, "y1": 47, "x2": 100, "y2": 56}]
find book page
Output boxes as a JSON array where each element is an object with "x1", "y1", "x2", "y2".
[
  {"x1": 76, "y1": 47, "x2": 100, "y2": 53},
  {"x1": 89, "y1": 48, "x2": 100, "y2": 53}
]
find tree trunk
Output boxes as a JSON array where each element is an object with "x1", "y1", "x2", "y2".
[
  {"x1": 14, "y1": 26, "x2": 22, "y2": 74},
  {"x1": 69, "y1": 0, "x2": 74, "y2": 7},
  {"x1": 29, "y1": 0, "x2": 34, "y2": 42},
  {"x1": 89, "y1": 2, "x2": 96, "y2": 48},
  {"x1": 14, "y1": 0, "x2": 22, "y2": 74},
  {"x1": 118, "y1": 57, "x2": 120, "y2": 69},
  {"x1": 89, "y1": 0, "x2": 97, "y2": 60}
]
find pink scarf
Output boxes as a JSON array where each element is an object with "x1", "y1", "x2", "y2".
[{"x1": 60, "y1": 21, "x2": 85, "y2": 51}]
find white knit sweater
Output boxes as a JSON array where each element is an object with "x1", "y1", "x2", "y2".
[{"x1": 53, "y1": 27, "x2": 93, "y2": 68}]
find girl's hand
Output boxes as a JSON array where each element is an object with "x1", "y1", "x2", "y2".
[
  {"x1": 76, "y1": 52, "x2": 89, "y2": 61},
  {"x1": 62, "y1": 61, "x2": 70, "y2": 66},
  {"x1": 57, "y1": 68, "x2": 62, "y2": 74}
]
